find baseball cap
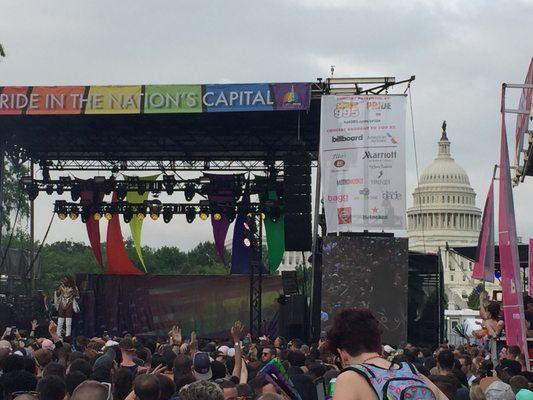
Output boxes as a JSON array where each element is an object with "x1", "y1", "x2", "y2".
[{"x1": 193, "y1": 352, "x2": 212, "y2": 381}]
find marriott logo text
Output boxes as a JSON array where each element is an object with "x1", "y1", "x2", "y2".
[{"x1": 362, "y1": 150, "x2": 397, "y2": 160}]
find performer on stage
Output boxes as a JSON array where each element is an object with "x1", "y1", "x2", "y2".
[{"x1": 54, "y1": 275, "x2": 80, "y2": 338}]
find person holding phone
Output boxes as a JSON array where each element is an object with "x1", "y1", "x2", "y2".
[{"x1": 53, "y1": 275, "x2": 80, "y2": 338}]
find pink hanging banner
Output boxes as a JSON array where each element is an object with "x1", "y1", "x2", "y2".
[
  {"x1": 498, "y1": 91, "x2": 528, "y2": 354},
  {"x1": 529, "y1": 239, "x2": 533, "y2": 296},
  {"x1": 472, "y1": 181, "x2": 495, "y2": 282},
  {"x1": 515, "y1": 57, "x2": 533, "y2": 163}
]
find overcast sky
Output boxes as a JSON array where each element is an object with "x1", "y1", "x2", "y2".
[{"x1": 1, "y1": 0, "x2": 532, "y2": 250}]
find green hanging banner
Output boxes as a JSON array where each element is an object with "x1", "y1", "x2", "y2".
[
  {"x1": 263, "y1": 189, "x2": 285, "y2": 272},
  {"x1": 124, "y1": 174, "x2": 160, "y2": 272}
]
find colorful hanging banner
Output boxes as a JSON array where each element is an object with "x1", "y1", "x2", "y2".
[
  {"x1": 320, "y1": 95, "x2": 407, "y2": 232},
  {"x1": 80, "y1": 189, "x2": 104, "y2": 269},
  {"x1": 124, "y1": 174, "x2": 160, "y2": 272},
  {"x1": 106, "y1": 192, "x2": 142, "y2": 275},
  {"x1": 529, "y1": 239, "x2": 533, "y2": 296},
  {"x1": 260, "y1": 187, "x2": 285, "y2": 272},
  {"x1": 0, "y1": 83, "x2": 311, "y2": 115},
  {"x1": 472, "y1": 181, "x2": 495, "y2": 282},
  {"x1": 204, "y1": 173, "x2": 237, "y2": 265},
  {"x1": 514, "y1": 57, "x2": 533, "y2": 166},
  {"x1": 498, "y1": 92, "x2": 528, "y2": 355}
]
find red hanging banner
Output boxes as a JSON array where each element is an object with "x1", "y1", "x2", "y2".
[{"x1": 80, "y1": 190, "x2": 104, "y2": 269}]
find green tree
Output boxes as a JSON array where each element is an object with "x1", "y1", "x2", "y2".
[
  {"x1": 467, "y1": 284, "x2": 483, "y2": 310},
  {"x1": 1, "y1": 154, "x2": 30, "y2": 233}
]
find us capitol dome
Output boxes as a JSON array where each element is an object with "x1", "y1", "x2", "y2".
[{"x1": 407, "y1": 122, "x2": 481, "y2": 252}]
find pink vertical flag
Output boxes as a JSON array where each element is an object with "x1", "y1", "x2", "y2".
[
  {"x1": 472, "y1": 181, "x2": 495, "y2": 282},
  {"x1": 529, "y1": 239, "x2": 533, "y2": 296},
  {"x1": 498, "y1": 91, "x2": 528, "y2": 355}
]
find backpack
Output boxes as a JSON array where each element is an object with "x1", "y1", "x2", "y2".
[{"x1": 340, "y1": 362, "x2": 437, "y2": 400}]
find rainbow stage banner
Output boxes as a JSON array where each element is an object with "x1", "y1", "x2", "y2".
[{"x1": 0, "y1": 83, "x2": 311, "y2": 115}]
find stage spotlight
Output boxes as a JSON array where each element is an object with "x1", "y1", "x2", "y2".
[
  {"x1": 184, "y1": 183, "x2": 195, "y2": 201},
  {"x1": 163, "y1": 175, "x2": 176, "y2": 195},
  {"x1": 94, "y1": 212, "x2": 102, "y2": 221},
  {"x1": 136, "y1": 205, "x2": 146, "y2": 220},
  {"x1": 116, "y1": 185, "x2": 127, "y2": 201},
  {"x1": 42, "y1": 166, "x2": 50, "y2": 182},
  {"x1": 199, "y1": 207, "x2": 209, "y2": 221},
  {"x1": 81, "y1": 207, "x2": 90, "y2": 223},
  {"x1": 137, "y1": 182, "x2": 147, "y2": 195},
  {"x1": 123, "y1": 206, "x2": 134, "y2": 223},
  {"x1": 69, "y1": 211, "x2": 79, "y2": 221},
  {"x1": 163, "y1": 207, "x2": 173, "y2": 223},
  {"x1": 45, "y1": 184, "x2": 54, "y2": 195},
  {"x1": 185, "y1": 207, "x2": 196, "y2": 223},
  {"x1": 213, "y1": 212, "x2": 222, "y2": 221},
  {"x1": 149, "y1": 201, "x2": 162, "y2": 220},
  {"x1": 56, "y1": 185, "x2": 64, "y2": 195},
  {"x1": 225, "y1": 207, "x2": 236, "y2": 223},
  {"x1": 26, "y1": 183, "x2": 39, "y2": 201},
  {"x1": 71, "y1": 184, "x2": 81, "y2": 202},
  {"x1": 269, "y1": 206, "x2": 281, "y2": 223},
  {"x1": 105, "y1": 212, "x2": 113, "y2": 221}
]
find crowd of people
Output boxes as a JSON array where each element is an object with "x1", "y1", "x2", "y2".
[{"x1": 0, "y1": 304, "x2": 533, "y2": 400}]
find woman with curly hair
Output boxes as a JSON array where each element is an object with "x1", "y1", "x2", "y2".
[{"x1": 54, "y1": 275, "x2": 80, "y2": 338}]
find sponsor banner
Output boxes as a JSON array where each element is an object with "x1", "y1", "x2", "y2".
[
  {"x1": 0, "y1": 83, "x2": 311, "y2": 115},
  {"x1": 320, "y1": 95, "x2": 406, "y2": 232}
]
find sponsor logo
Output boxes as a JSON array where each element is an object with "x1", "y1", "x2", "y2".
[
  {"x1": 377, "y1": 170, "x2": 384, "y2": 179},
  {"x1": 333, "y1": 101, "x2": 360, "y2": 118},
  {"x1": 327, "y1": 194, "x2": 348, "y2": 203},
  {"x1": 282, "y1": 85, "x2": 301, "y2": 105},
  {"x1": 371, "y1": 179, "x2": 391, "y2": 185},
  {"x1": 382, "y1": 191, "x2": 402, "y2": 200},
  {"x1": 362, "y1": 150, "x2": 397, "y2": 160},
  {"x1": 363, "y1": 214, "x2": 388, "y2": 220},
  {"x1": 386, "y1": 132, "x2": 398, "y2": 144},
  {"x1": 332, "y1": 134, "x2": 363, "y2": 142},
  {"x1": 359, "y1": 188, "x2": 370, "y2": 197},
  {"x1": 371, "y1": 207, "x2": 379, "y2": 213},
  {"x1": 333, "y1": 159, "x2": 346, "y2": 168},
  {"x1": 337, "y1": 178, "x2": 364, "y2": 185},
  {"x1": 337, "y1": 207, "x2": 352, "y2": 224}
]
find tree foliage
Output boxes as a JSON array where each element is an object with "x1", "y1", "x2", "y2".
[
  {"x1": 1, "y1": 155, "x2": 30, "y2": 233},
  {"x1": 467, "y1": 284, "x2": 483, "y2": 310}
]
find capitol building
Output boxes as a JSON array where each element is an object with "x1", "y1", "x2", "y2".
[{"x1": 407, "y1": 123, "x2": 498, "y2": 309}]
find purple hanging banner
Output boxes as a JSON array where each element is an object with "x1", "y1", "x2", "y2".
[
  {"x1": 231, "y1": 192, "x2": 251, "y2": 274},
  {"x1": 204, "y1": 174, "x2": 235, "y2": 265}
]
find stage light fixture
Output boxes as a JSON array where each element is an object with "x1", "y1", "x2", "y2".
[
  {"x1": 137, "y1": 182, "x2": 147, "y2": 195},
  {"x1": 71, "y1": 184, "x2": 81, "y2": 202},
  {"x1": 94, "y1": 212, "x2": 102, "y2": 221},
  {"x1": 116, "y1": 185, "x2": 127, "y2": 201},
  {"x1": 56, "y1": 185, "x2": 64, "y2": 195},
  {"x1": 185, "y1": 207, "x2": 196, "y2": 223},
  {"x1": 42, "y1": 166, "x2": 50, "y2": 182},
  {"x1": 225, "y1": 207, "x2": 237, "y2": 223},
  {"x1": 199, "y1": 207, "x2": 209, "y2": 221},
  {"x1": 149, "y1": 201, "x2": 162, "y2": 220},
  {"x1": 184, "y1": 183, "x2": 195, "y2": 201},
  {"x1": 123, "y1": 206, "x2": 134, "y2": 223},
  {"x1": 232, "y1": 183, "x2": 243, "y2": 201},
  {"x1": 45, "y1": 184, "x2": 54, "y2": 195},
  {"x1": 163, "y1": 175, "x2": 176, "y2": 195},
  {"x1": 136, "y1": 205, "x2": 147, "y2": 220},
  {"x1": 213, "y1": 212, "x2": 222, "y2": 221},
  {"x1": 163, "y1": 207, "x2": 173, "y2": 223},
  {"x1": 26, "y1": 183, "x2": 39, "y2": 201},
  {"x1": 58, "y1": 210, "x2": 67, "y2": 220},
  {"x1": 81, "y1": 207, "x2": 90, "y2": 223},
  {"x1": 69, "y1": 211, "x2": 79, "y2": 221},
  {"x1": 105, "y1": 212, "x2": 113, "y2": 221}
]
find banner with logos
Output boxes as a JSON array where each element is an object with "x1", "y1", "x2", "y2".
[
  {"x1": 0, "y1": 83, "x2": 311, "y2": 115},
  {"x1": 320, "y1": 95, "x2": 406, "y2": 232}
]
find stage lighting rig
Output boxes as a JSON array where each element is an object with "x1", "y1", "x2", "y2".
[
  {"x1": 184, "y1": 182, "x2": 196, "y2": 201},
  {"x1": 185, "y1": 206, "x2": 196, "y2": 223},
  {"x1": 69, "y1": 205, "x2": 79, "y2": 220},
  {"x1": 163, "y1": 206, "x2": 174, "y2": 223},
  {"x1": 163, "y1": 175, "x2": 176, "y2": 195},
  {"x1": 149, "y1": 200, "x2": 162, "y2": 220},
  {"x1": 123, "y1": 205, "x2": 134, "y2": 223}
]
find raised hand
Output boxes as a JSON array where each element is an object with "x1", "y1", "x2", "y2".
[
  {"x1": 231, "y1": 321, "x2": 244, "y2": 343},
  {"x1": 169, "y1": 325, "x2": 182, "y2": 346},
  {"x1": 190, "y1": 330, "x2": 197, "y2": 344},
  {"x1": 31, "y1": 319, "x2": 39, "y2": 331},
  {"x1": 49, "y1": 320, "x2": 58, "y2": 336}
]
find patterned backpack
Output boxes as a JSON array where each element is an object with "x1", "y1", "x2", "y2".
[{"x1": 340, "y1": 362, "x2": 437, "y2": 400}]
